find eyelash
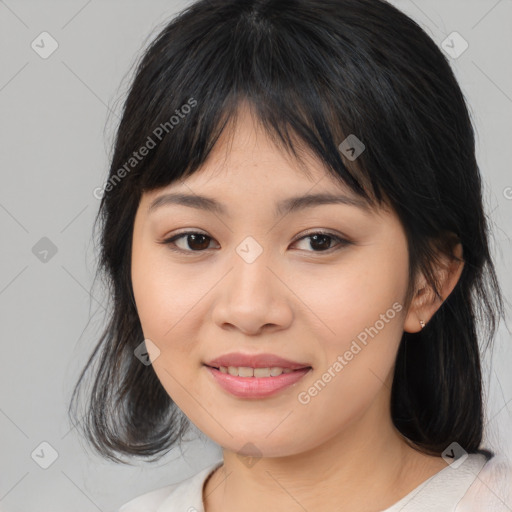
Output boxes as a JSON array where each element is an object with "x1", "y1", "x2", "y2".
[{"x1": 158, "y1": 230, "x2": 352, "y2": 255}]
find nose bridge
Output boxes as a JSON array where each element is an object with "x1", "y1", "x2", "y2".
[
  {"x1": 230, "y1": 235, "x2": 274, "y2": 303},
  {"x1": 212, "y1": 235, "x2": 292, "y2": 333}
]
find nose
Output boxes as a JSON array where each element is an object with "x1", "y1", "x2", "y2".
[{"x1": 211, "y1": 250, "x2": 293, "y2": 336}]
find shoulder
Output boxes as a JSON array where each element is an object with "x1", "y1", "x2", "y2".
[
  {"x1": 117, "y1": 483, "x2": 180, "y2": 512},
  {"x1": 115, "y1": 460, "x2": 223, "y2": 512},
  {"x1": 455, "y1": 453, "x2": 512, "y2": 511}
]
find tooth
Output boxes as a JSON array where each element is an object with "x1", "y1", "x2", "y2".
[
  {"x1": 253, "y1": 367, "x2": 271, "y2": 377},
  {"x1": 238, "y1": 366, "x2": 254, "y2": 377},
  {"x1": 218, "y1": 366, "x2": 297, "y2": 377}
]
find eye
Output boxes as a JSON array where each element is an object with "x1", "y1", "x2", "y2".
[
  {"x1": 158, "y1": 229, "x2": 352, "y2": 255},
  {"x1": 159, "y1": 231, "x2": 218, "y2": 253},
  {"x1": 291, "y1": 230, "x2": 352, "y2": 253}
]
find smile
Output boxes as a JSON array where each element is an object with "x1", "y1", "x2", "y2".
[
  {"x1": 208, "y1": 365, "x2": 298, "y2": 377},
  {"x1": 204, "y1": 364, "x2": 312, "y2": 398}
]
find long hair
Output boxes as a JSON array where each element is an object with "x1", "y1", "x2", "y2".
[{"x1": 69, "y1": 0, "x2": 506, "y2": 464}]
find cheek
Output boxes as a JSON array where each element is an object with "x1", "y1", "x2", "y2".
[
  {"x1": 131, "y1": 245, "x2": 223, "y2": 402},
  {"x1": 131, "y1": 247, "x2": 169, "y2": 336},
  {"x1": 299, "y1": 244, "x2": 408, "y2": 342},
  {"x1": 131, "y1": 248, "x2": 206, "y2": 405},
  {"x1": 131, "y1": 243, "x2": 205, "y2": 339},
  {"x1": 291, "y1": 244, "x2": 408, "y2": 426}
]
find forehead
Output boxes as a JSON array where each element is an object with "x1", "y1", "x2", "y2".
[
  {"x1": 193, "y1": 104, "x2": 328, "y2": 184},
  {"x1": 149, "y1": 104, "x2": 352, "y2": 194},
  {"x1": 142, "y1": 102, "x2": 385, "y2": 219}
]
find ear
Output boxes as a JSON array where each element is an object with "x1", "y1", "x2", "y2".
[{"x1": 403, "y1": 239, "x2": 464, "y2": 333}]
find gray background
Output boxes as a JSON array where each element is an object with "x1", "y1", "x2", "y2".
[{"x1": 0, "y1": 1, "x2": 511, "y2": 511}]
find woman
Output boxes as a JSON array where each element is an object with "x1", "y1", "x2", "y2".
[{"x1": 69, "y1": 0, "x2": 511, "y2": 510}]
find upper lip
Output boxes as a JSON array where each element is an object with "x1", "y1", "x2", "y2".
[{"x1": 204, "y1": 352, "x2": 312, "y2": 370}]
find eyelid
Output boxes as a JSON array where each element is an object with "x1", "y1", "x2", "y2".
[{"x1": 292, "y1": 228, "x2": 349, "y2": 243}]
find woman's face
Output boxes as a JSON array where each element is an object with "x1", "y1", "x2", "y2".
[{"x1": 131, "y1": 106, "x2": 413, "y2": 458}]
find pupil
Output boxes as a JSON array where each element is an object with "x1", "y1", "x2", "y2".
[
  {"x1": 188, "y1": 234, "x2": 209, "y2": 250},
  {"x1": 310, "y1": 234, "x2": 331, "y2": 251}
]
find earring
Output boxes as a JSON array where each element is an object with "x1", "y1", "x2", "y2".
[{"x1": 419, "y1": 319, "x2": 426, "y2": 329}]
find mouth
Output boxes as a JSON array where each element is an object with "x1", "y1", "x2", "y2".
[
  {"x1": 204, "y1": 352, "x2": 313, "y2": 375},
  {"x1": 203, "y1": 364, "x2": 312, "y2": 378},
  {"x1": 203, "y1": 364, "x2": 313, "y2": 398}
]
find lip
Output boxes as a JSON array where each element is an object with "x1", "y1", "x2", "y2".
[
  {"x1": 204, "y1": 365, "x2": 312, "y2": 398},
  {"x1": 204, "y1": 352, "x2": 312, "y2": 370}
]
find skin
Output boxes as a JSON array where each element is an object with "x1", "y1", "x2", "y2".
[{"x1": 131, "y1": 102, "x2": 464, "y2": 512}]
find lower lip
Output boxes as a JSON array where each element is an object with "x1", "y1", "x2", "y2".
[{"x1": 204, "y1": 365, "x2": 312, "y2": 398}]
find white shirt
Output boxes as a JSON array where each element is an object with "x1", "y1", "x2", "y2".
[{"x1": 117, "y1": 453, "x2": 512, "y2": 511}]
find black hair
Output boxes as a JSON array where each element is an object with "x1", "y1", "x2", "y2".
[{"x1": 69, "y1": 0, "x2": 506, "y2": 464}]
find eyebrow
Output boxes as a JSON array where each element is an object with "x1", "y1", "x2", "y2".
[{"x1": 147, "y1": 192, "x2": 372, "y2": 218}]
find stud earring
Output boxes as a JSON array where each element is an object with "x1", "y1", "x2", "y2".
[{"x1": 419, "y1": 319, "x2": 425, "y2": 329}]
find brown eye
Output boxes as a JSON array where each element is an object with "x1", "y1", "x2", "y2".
[
  {"x1": 307, "y1": 233, "x2": 335, "y2": 251},
  {"x1": 182, "y1": 233, "x2": 211, "y2": 251},
  {"x1": 292, "y1": 231, "x2": 351, "y2": 253},
  {"x1": 160, "y1": 232, "x2": 217, "y2": 252}
]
